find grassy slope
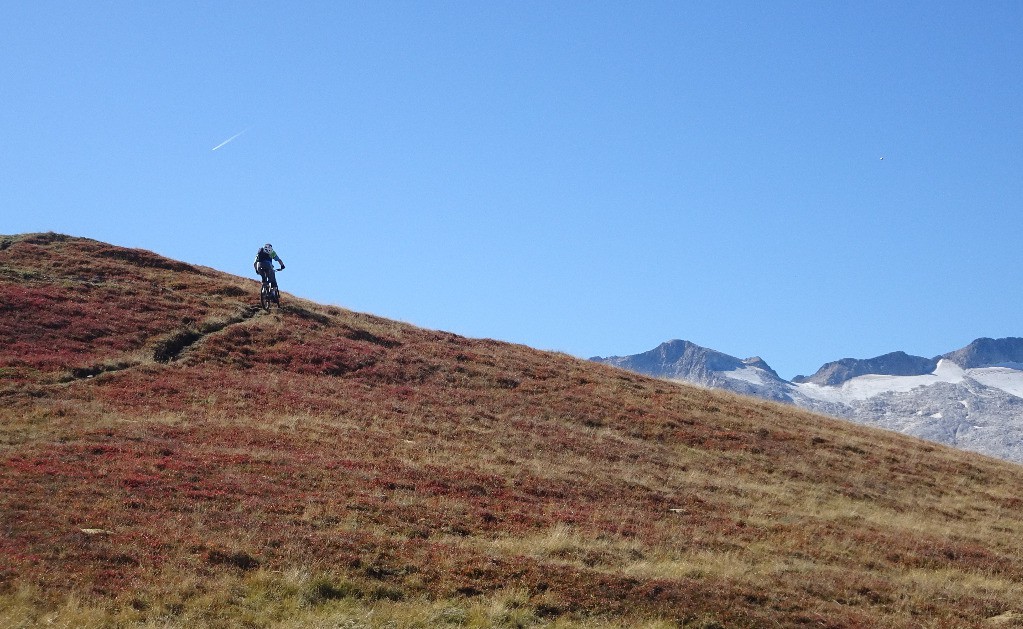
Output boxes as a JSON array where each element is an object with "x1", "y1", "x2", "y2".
[{"x1": 2, "y1": 233, "x2": 1022, "y2": 628}]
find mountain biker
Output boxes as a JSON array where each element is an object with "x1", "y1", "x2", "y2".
[{"x1": 254, "y1": 243, "x2": 285, "y2": 290}]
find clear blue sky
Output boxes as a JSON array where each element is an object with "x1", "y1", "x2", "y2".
[{"x1": 3, "y1": 2, "x2": 1021, "y2": 379}]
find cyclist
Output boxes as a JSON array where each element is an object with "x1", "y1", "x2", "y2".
[{"x1": 254, "y1": 243, "x2": 285, "y2": 290}]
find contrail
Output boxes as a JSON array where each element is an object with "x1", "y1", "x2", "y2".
[{"x1": 211, "y1": 127, "x2": 250, "y2": 151}]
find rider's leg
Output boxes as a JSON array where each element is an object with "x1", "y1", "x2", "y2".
[{"x1": 257, "y1": 262, "x2": 274, "y2": 287}]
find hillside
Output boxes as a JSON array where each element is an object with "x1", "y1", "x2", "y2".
[{"x1": 2, "y1": 233, "x2": 1023, "y2": 628}]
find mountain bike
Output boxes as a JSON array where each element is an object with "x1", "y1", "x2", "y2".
[{"x1": 259, "y1": 268, "x2": 283, "y2": 311}]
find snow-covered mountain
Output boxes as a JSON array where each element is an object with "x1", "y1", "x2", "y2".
[{"x1": 592, "y1": 338, "x2": 1023, "y2": 464}]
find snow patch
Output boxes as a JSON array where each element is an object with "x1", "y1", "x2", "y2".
[
  {"x1": 792, "y1": 359, "x2": 1023, "y2": 406},
  {"x1": 966, "y1": 367, "x2": 1023, "y2": 399},
  {"x1": 795, "y1": 360, "x2": 967, "y2": 403},
  {"x1": 723, "y1": 366, "x2": 768, "y2": 386}
]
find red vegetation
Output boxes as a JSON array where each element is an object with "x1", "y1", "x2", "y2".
[{"x1": 2, "y1": 233, "x2": 1023, "y2": 627}]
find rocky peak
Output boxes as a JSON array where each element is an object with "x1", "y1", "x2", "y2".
[
  {"x1": 939, "y1": 337, "x2": 1023, "y2": 369},
  {"x1": 791, "y1": 351, "x2": 938, "y2": 387}
]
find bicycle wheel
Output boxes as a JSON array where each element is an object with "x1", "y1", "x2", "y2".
[{"x1": 260, "y1": 285, "x2": 272, "y2": 311}]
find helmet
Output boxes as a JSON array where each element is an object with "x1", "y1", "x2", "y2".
[{"x1": 262, "y1": 244, "x2": 273, "y2": 254}]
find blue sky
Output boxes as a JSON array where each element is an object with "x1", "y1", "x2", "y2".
[{"x1": 3, "y1": 1, "x2": 1021, "y2": 379}]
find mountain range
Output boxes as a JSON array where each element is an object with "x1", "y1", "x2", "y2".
[{"x1": 593, "y1": 338, "x2": 1023, "y2": 464}]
